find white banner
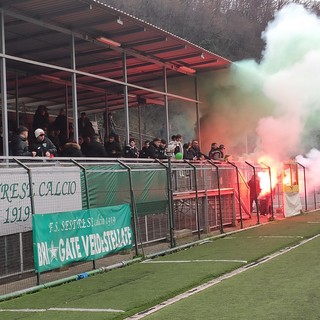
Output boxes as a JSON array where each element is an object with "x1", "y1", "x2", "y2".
[
  {"x1": 0, "y1": 166, "x2": 82, "y2": 236},
  {"x1": 32, "y1": 167, "x2": 82, "y2": 214},
  {"x1": 284, "y1": 192, "x2": 302, "y2": 217}
]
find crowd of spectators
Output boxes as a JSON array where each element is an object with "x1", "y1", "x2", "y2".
[{"x1": 6, "y1": 105, "x2": 229, "y2": 162}]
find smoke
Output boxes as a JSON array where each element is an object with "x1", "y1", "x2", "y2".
[
  {"x1": 200, "y1": 3, "x2": 320, "y2": 168},
  {"x1": 296, "y1": 149, "x2": 320, "y2": 190},
  {"x1": 259, "y1": 4, "x2": 320, "y2": 162}
]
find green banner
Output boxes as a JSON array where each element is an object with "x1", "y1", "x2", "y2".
[
  {"x1": 32, "y1": 204, "x2": 133, "y2": 273},
  {"x1": 82, "y1": 164, "x2": 168, "y2": 215}
]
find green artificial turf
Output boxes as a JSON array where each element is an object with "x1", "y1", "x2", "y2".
[
  {"x1": 1, "y1": 211, "x2": 320, "y2": 320},
  {"x1": 144, "y1": 235, "x2": 320, "y2": 320}
]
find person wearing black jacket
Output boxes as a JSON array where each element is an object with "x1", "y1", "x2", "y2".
[
  {"x1": 32, "y1": 105, "x2": 49, "y2": 131},
  {"x1": 139, "y1": 140, "x2": 150, "y2": 158},
  {"x1": 85, "y1": 134, "x2": 107, "y2": 157},
  {"x1": 124, "y1": 138, "x2": 139, "y2": 158},
  {"x1": 30, "y1": 128, "x2": 57, "y2": 157},
  {"x1": 184, "y1": 139, "x2": 208, "y2": 160},
  {"x1": 147, "y1": 137, "x2": 162, "y2": 159},
  {"x1": 78, "y1": 112, "x2": 95, "y2": 138},
  {"x1": 159, "y1": 139, "x2": 168, "y2": 159},
  {"x1": 104, "y1": 135, "x2": 123, "y2": 157},
  {"x1": 59, "y1": 140, "x2": 83, "y2": 157},
  {"x1": 54, "y1": 108, "x2": 68, "y2": 146},
  {"x1": 10, "y1": 126, "x2": 36, "y2": 157}
]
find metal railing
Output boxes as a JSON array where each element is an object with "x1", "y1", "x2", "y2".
[{"x1": 0, "y1": 156, "x2": 317, "y2": 296}]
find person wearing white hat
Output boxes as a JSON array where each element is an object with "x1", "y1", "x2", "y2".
[{"x1": 30, "y1": 128, "x2": 57, "y2": 157}]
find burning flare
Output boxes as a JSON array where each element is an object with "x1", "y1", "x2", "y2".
[
  {"x1": 283, "y1": 169, "x2": 291, "y2": 186},
  {"x1": 257, "y1": 155, "x2": 279, "y2": 196}
]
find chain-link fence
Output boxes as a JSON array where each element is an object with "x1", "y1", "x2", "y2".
[{"x1": 0, "y1": 157, "x2": 315, "y2": 297}]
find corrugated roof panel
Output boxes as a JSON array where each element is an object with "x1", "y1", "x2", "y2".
[{"x1": 0, "y1": 0, "x2": 231, "y2": 114}]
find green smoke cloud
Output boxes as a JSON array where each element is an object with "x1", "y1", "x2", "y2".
[{"x1": 200, "y1": 3, "x2": 320, "y2": 162}]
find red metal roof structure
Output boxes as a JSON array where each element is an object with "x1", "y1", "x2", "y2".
[{"x1": 0, "y1": 0, "x2": 231, "y2": 155}]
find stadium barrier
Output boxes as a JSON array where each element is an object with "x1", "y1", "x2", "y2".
[{"x1": 0, "y1": 156, "x2": 318, "y2": 296}]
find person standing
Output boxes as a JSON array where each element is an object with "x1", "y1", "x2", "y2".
[
  {"x1": 85, "y1": 134, "x2": 107, "y2": 157},
  {"x1": 248, "y1": 175, "x2": 262, "y2": 213},
  {"x1": 104, "y1": 135, "x2": 123, "y2": 157},
  {"x1": 139, "y1": 140, "x2": 150, "y2": 158},
  {"x1": 10, "y1": 126, "x2": 36, "y2": 157},
  {"x1": 167, "y1": 135, "x2": 177, "y2": 156},
  {"x1": 185, "y1": 140, "x2": 204, "y2": 160},
  {"x1": 47, "y1": 125, "x2": 61, "y2": 154},
  {"x1": 147, "y1": 137, "x2": 162, "y2": 159},
  {"x1": 159, "y1": 139, "x2": 168, "y2": 159},
  {"x1": 32, "y1": 105, "x2": 49, "y2": 131},
  {"x1": 219, "y1": 144, "x2": 226, "y2": 159},
  {"x1": 54, "y1": 108, "x2": 68, "y2": 146},
  {"x1": 59, "y1": 139, "x2": 83, "y2": 157},
  {"x1": 183, "y1": 141, "x2": 192, "y2": 160},
  {"x1": 124, "y1": 138, "x2": 139, "y2": 158},
  {"x1": 30, "y1": 128, "x2": 57, "y2": 157},
  {"x1": 78, "y1": 112, "x2": 95, "y2": 139},
  {"x1": 108, "y1": 112, "x2": 117, "y2": 136},
  {"x1": 209, "y1": 142, "x2": 221, "y2": 160}
]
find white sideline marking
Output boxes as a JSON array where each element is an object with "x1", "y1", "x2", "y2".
[
  {"x1": 0, "y1": 309, "x2": 46, "y2": 312},
  {"x1": 126, "y1": 233, "x2": 320, "y2": 319},
  {"x1": 0, "y1": 307, "x2": 124, "y2": 313},
  {"x1": 227, "y1": 235, "x2": 303, "y2": 239},
  {"x1": 307, "y1": 221, "x2": 320, "y2": 224},
  {"x1": 142, "y1": 259, "x2": 247, "y2": 264},
  {"x1": 261, "y1": 235, "x2": 303, "y2": 238},
  {"x1": 49, "y1": 308, "x2": 124, "y2": 313}
]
